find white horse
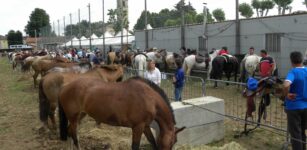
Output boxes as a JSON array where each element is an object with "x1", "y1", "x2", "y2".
[
  {"x1": 242, "y1": 55, "x2": 261, "y2": 78},
  {"x1": 240, "y1": 55, "x2": 278, "y2": 82},
  {"x1": 133, "y1": 54, "x2": 147, "y2": 77},
  {"x1": 165, "y1": 52, "x2": 184, "y2": 70},
  {"x1": 182, "y1": 49, "x2": 220, "y2": 76}
]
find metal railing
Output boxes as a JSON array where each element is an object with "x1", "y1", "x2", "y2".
[
  {"x1": 124, "y1": 68, "x2": 205, "y2": 101},
  {"x1": 204, "y1": 79, "x2": 287, "y2": 133}
]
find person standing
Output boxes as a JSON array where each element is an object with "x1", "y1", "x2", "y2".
[
  {"x1": 144, "y1": 59, "x2": 161, "y2": 86},
  {"x1": 173, "y1": 59, "x2": 185, "y2": 101},
  {"x1": 218, "y1": 46, "x2": 229, "y2": 56},
  {"x1": 283, "y1": 51, "x2": 307, "y2": 150},
  {"x1": 258, "y1": 49, "x2": 276, "y2": 116},
  {"x1": 259, "y1": 49, "x2": 275, "y2": 77},
  {"x1": 243, "y1": 47, "x2": 257, "y2": 60}
]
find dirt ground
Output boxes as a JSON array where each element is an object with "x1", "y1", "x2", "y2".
[{"x1": 0, "y1": 57, "x2": 295, "y2": 150}]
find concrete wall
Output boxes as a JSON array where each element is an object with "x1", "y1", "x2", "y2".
[
  {"x1": 135, "y1": 14, "x2": 307, "y2": 76},
  {"x1": 151, "y1": 96, "x2": 225, "y2": 146}
]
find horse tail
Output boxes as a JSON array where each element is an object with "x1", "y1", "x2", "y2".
[
  {"x1": 58, "y1": 100, "x2": 68, "y2": 141},
  {"x1": 39, "y1": 79, "x2": 50, "y2": 122},
  {"x1": 21, "y1": 61, "x2": 30, "y2": 72}
]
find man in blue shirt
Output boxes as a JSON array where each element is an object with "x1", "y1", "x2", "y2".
[
  {"x1": 173, "y1": 59, "x2": 185, "y2": 101},
  {"x1": 283, "y1": 51, "x2": 307, "y2": 150}
]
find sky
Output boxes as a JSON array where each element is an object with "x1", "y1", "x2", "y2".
[{"x1": 0, "y1": 0, "x2": 306, "y2": 36}]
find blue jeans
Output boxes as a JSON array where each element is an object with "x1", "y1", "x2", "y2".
[{"x1": 174, "y1": 86, "x2": 183, "y2": 101}]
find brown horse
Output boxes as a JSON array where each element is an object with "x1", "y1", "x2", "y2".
[
  {"x1": 22, "y1": 55, "x2": 53, "y2": 73},
  {"x1": 39, "y1": 64, "x2": 124, "y2": 132},
  {"x1": 32, "y1": 59, "x2": 80, "y2": 87},
  {"x1": 58, "y1": 77, "x2": 185, "y2": 150}
]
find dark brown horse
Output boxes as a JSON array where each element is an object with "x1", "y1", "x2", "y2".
[
  {"x1": 58, "y1": 77, "x2": 185, "y2": 150},
  {"x1": 39, "y1": 64, "x2": 124, "y2": 132}
]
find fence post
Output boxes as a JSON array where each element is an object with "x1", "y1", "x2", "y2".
[{"x1": 202, "y1": 79, "x2": 206, "y2": 96}]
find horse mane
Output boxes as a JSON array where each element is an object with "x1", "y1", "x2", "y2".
[
  {"x1": 130, "y1": 76, "x2": 176, "y2": 124},
  {"x1": 100, "y1": 64, "x2": 121, "y2": 71},
  {"x1": 134, "y1": 53, "x2": 148, "y2": 58}
]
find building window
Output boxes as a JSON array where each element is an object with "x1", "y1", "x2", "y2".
[{"x1": 265, "y1": 33, "x2": 283, "y2": 52}]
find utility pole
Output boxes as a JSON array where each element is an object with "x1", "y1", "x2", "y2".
[
  {"x1": 57, "y1": 19, "x2": 60, "y2": 47},
  {"x1": 203, "y1": 3, "x2": 209, "y2": 79},
  {"x1": 88, "y1": 3, "x2": 92, "y2": 50},
  {"x1": 235, "y1": 0, "x2": 241, "y2": 54},
  {"x1": 144, "y1": 0, "x2": 148, "y2": 50},
  {"x1": 34, "y1": 29, "x2": 37, "y2": 51},
  {"x1": 57, "y1": 19, "x2": 60, "y2": 37},
  {"x1": 120, "y1": 0, "x2": 124, "y2": 50},
  {"x1": 102, "y1": 0, "x2": 106, "y2": 59},
  {"x1": 203, "y1": 3, "x2": 208, "y2": 53},
  {"x1": 181, "y1": 0, "x2": 185, "y2": 48},
  {"x1": 63, "y1": 16, "x2": 66, "y2": 48},
  {"x1": 78, "y1": 9, "x2": 81, "y2": 49},
  {"x1": 70, "y1": 13, "x2": 73, "y2": 48}
]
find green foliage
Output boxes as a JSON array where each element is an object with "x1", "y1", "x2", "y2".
[
  {"x1": 212, "y1": 9, "x2": 225, "y2": 22},
  {"x1": 25, "y1": 8, "x2": 51, "y2": 37},
  {"x1": 239, "y1": 3, "x2": 254, "y2": 18},
  {"x1": 252, "y1": 0, "x2": 261, "y2": 17},
  {"x1": 273, "y1": 0, "x2": 293, "y2": 14},
  {"x1": 164, "y1": 19, "x2": 179, "y2": 26},
  {"x1": 133, "y1": 0, "x2": 213, "y2": 30},
  {"x1": 6, "y1": 30, "x2": 23, "y2": 46},
  {"x1": 106, "y1": 9, "x2": 128, "y2": 34},
  {"x1": 261, "y1": 0, "x2": 275, "y2": 16},
  {"x1": 252, "y1": 0, "x2": 275, "y2": 17},
  {"x1": 64, "y1": 20, "x2": 106, "y2": 38}
]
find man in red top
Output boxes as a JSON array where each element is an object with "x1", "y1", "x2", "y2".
[
  {"x1": 258, "y1": 49, "x2": 276, "y2": 115},
  {"x1": 259, "y1": 49, "x2": 275, "y2": 77},
  {"x1": 218, "y1": 46, "x2": 229, "y2": 55}
]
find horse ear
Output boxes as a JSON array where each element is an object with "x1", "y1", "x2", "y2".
[{"x1": 175, "y1": 127, "x2": 186, "y2": 134}]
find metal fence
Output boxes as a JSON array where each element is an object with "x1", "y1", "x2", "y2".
[
  {"x1": 123, "y1": 68, "x2": 298, "y2": 146},
  {"x1": 204, "y1": 79, "x2": 288, "y2": 135},
  {"x1": 124, "y1": 68, "x2": 205, "y2": 101}
]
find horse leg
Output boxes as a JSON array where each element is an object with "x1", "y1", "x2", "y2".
[
  {"x1": 33, "y1": 71, "x2": 39, "y2": 88},
  {"x1": 131, "y1": 125, "x2": 145, "y2": 150},
  {"x1": 68, "y1": 119, "x2": 80, "y2": 150},
  {"x1": 143, "y1": 126, "x2": 157, "y2": 149},
  {"x1": 49, "y1": 104, "x2": 57, "y2": 131},
  {"x1": 226, "y1": 74, "x2": 230, "y2": 86}
]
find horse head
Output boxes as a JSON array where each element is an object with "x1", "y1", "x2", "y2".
[{"x1": 99, "y1": 64, "x2": 124, "y2": 82}]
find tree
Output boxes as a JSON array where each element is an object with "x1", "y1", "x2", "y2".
[
  {"x1": 6, "y1": 30, "x2": 23, "y2": 46},
  {"x1": 195, "y1": 10, "x2": 214, "y2": 23},
  {"x1": 239, "y1": 3, "x2": 254, "y2": 18},
  {"x1": 25, "y1": 8, "x2": 51, "y2": 37},
  {"x1": 133, "y1": 0, "x2": 205, "y2": 29},
  {"x1": 260, "y1": 0, "x2": 275, "y2": 16},
  {"x1": 252, "y1": 0, "x2": 261, "y2": 17},
  {"x1": 134, "y1": 11, "x2": 150, "y2": 30},
  {"x1": 164, "y1": 19, "x2": 179, "y2": 26},
  {"x1": 107, "y1": 9, "x2": 117, "y2": 24},
  {"x1": 273, "y1": 0, "x2": 293, "y2": 15},
  {"x1": 212, "y1": 9, "x2": 225, "y2": 22}
]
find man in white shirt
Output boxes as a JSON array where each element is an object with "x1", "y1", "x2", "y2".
[{"x1": 144, "y1": 59, "x2": 161, "y2": 86}]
